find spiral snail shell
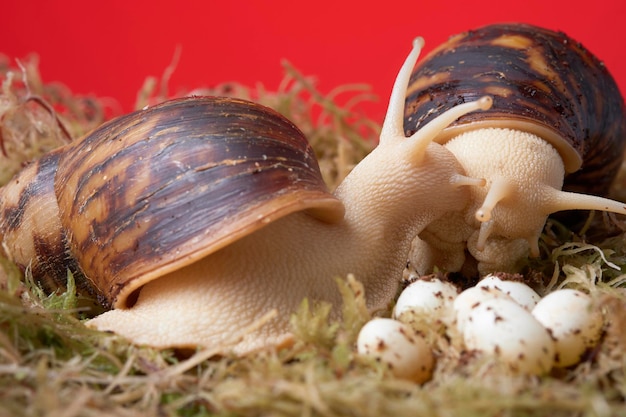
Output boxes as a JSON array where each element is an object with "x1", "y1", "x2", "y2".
[
  {"x1": 0, "y1": 42, "x2": 491, "y2": 352},
  {"x1": 404, "y1": 23, "x2": 626, "y2": 276},
  {"x1": 1, "y1": 98, "x2": 343, "y2": 303}
]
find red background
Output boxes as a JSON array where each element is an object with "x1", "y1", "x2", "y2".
[{"x1": 2, "y1": 0, "x2": 625, "y2": 122}]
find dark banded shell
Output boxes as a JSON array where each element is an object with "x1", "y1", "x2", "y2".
[
  {"x1": 0, "y1": 149, "x2": 90, "y2": 298},
  {"x1": 2, "y1": 96, "x2": 343, "y2": 308},
  {"x1": 404, "y1": 23, "x2": 626, "y2": 196}
]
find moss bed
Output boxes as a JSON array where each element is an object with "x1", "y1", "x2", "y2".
[{"x1": 0, "y1": 54, "x2": 625, "y2": 417}]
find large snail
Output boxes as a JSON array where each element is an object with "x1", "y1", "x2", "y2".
[
  {"x1": 0, "y1": 38, "x2": 491, "y2": 352},
  {"x1": 0, "y1": 23, "x2": 624, "y2": 353},
  {"x1": 404, "y1": 23, "x2": 626, "y2": 276}
]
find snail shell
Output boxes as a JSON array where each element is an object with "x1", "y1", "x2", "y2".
[
  {"x1": 1, "y1": 96, "x2": 343, "y2": 309},
  {"x1": 404, "y1": 23, "x2": 626, "y2": 198}
]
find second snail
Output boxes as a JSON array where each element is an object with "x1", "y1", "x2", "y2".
[{"x1": 0, "y1": 23, "x2": 624, "y2": 353}]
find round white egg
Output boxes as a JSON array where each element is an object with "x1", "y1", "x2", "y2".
[
  {"x1": 477, "y1": 275, "x2": 541, "y2": 311},
  {"x1": 356, "y1": 318, "x2": 434, "y2": 383},
  {"x1": 453, "y1": 285, "x2": 515, "y2": 333},
  {"x1": 393, "y1": 278, "x2": 458, "y2": 331},
  {"x1": 464, "y1": 297, "x2": 555, "y2": 375},
  {"x1": 532, "y1": 289, "x2": 603, "y2": 368}
]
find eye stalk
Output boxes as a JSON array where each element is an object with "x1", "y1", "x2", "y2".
[{"x1": 475, "y1": 176, "x2": 511, "y2": 223}]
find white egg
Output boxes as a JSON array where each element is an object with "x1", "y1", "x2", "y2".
[
  {"x1": 393, "y1": 278, "x2": 458, "y2": 331},
  {"x1": 464, "y1": 297, "x2": 555, "y2": 375},
  {"x1": 532, "y1": 289, "x2": 604, "y2": 368},
  {"x1": 477, "y1": 275, "x2": 541, "y2": 311},
  {"x1": 356, "y1": 318, "x2": 434, "y2": 383},
  {"x1": 453, "y1": 285, "x2": 515, "y2": 333}
]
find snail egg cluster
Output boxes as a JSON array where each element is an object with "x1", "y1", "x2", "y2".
[{"x1": 356, "y1": 275, "x2": 604, "y2": 380}]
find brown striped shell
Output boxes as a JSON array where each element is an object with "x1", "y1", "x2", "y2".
[
  {"x1": 404, "y1": 23, "x2": 626, "y2": 197},
  {"x1": 0, "y1": 96, "x2": 343, "y2": 308}
]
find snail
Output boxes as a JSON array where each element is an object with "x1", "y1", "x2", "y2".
[
  {"x1": 0, "y1": 38, "x2": 492, "y2": 352},
  {"x1": 404, "y1": 23, "x2": 626, "y2": 276}
]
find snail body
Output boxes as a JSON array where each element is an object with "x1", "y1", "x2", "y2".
[
  {"x1": 404, "y1": 23, "x2": 626, "y2": 276},
  {"x1": 0, "y1": 39, "x2": 489, "y2": 352}
]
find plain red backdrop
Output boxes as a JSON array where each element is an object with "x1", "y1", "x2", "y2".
[{"x1": 2, "y1": 0, "x2": 625, "y2": 122}]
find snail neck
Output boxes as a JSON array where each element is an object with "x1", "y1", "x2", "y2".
[
  {"x1": 330, "y1": 31, "x2": 492, "y2": 261},
  {"x1": 317, "y1": 34, "x2": 486, "y2": 283},
  {"x1": 334, "y1": 142, "x2": 470, "y2": 244}
]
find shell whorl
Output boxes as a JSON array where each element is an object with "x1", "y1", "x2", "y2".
[
  {"x1": 3, "y1": 96, "x2": 343, "y2": 308},
  {"x1": 0, "y1": 150, "x2": 88, "y2": 296},
  {"x1": 404, "y1": 23, "x2": 626, "y2": 197}
]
